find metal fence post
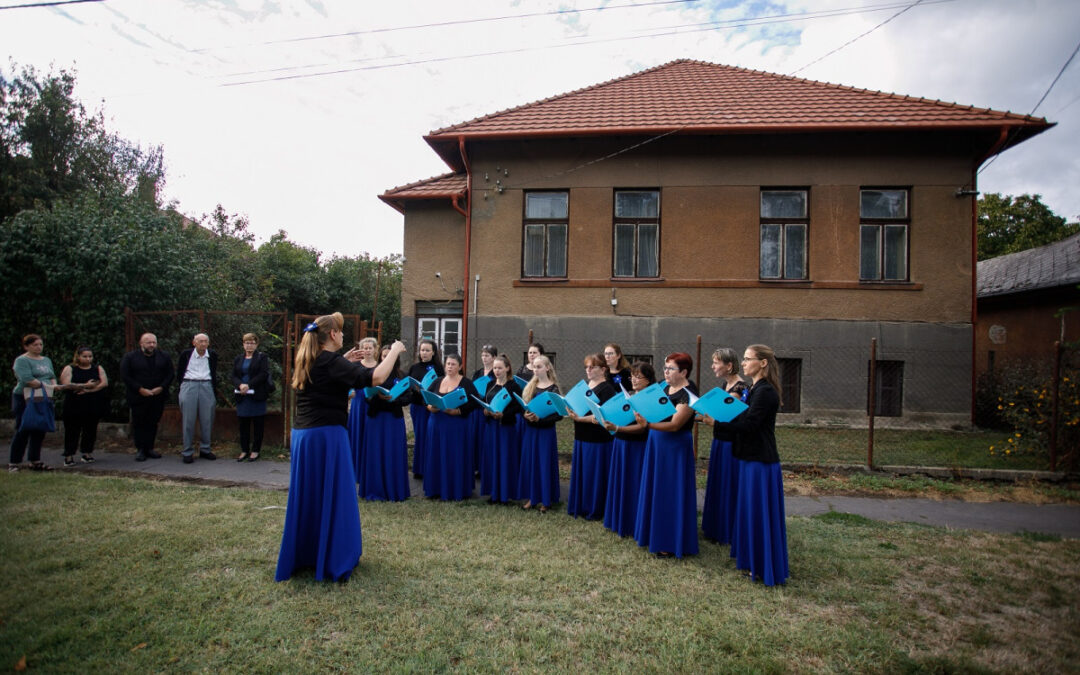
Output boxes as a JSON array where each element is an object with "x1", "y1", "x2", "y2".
[
  {"x1": 868, "y1": 337, "x2": 877, "y2": 470},
  {"x1": 1050, "y1": 340, "x2": 1061, "y2": 472}
]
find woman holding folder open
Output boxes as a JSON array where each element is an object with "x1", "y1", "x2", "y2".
[
  {"x1": 633, "y1": 352, "x2": 699, "y2": 558},
  {"x1": 479, "y1": 354, "x2": 523, "y2": 504},
  {"x1": 602, "y1": 361, "x2": 655, "y2": 537},
  {"x1": 566, "y1": 353, "x2": 616, "y2": 520},
  {"x1": 423, "y1": 353, "x2": 479, "y2": 501},
  {"x1": 517, "y1": 355, "x2": 562, "y2": 513},
  {"x1": 700, "y1": 347, "x2": 750, "y2": 545}
]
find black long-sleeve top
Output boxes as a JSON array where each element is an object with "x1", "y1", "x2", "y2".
[
  {"x1": 406, "y1": 361, "x2": 444, "y2": 405},
  {"x1": 119, "y1": 349, "x2": 174, "y2": 406},
  {"x1": 231, "y1": 352, "x2": 272, "y2": 403},
  {"x1": 714, "y1": 379, "x2": 780, "y2": 464},
  {"x1": 573, "y1": 380, "x2": 616, "y2": 443},
  {"x1": 486, "y1": 379, "x2": 523, "y2": 426},
  {"x1": 294, "y1": 351, "x2": 374, "y2": 429}
]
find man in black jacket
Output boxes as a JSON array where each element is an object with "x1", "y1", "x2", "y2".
[
  {"x1": 120, "y1": 333, "x2": 174, "y2": 462},
  {"x1": 176, "y1": 333, "x2": 219, "y2": 463}
]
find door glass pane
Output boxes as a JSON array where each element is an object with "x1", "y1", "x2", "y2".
[
  {"x1": 761, "y1": 190, "x2": 807, "y2": 219},
  {"x1": 784, "y1": 224, "x2": 806, "y2": 279},
  {"x1": 546, "y1": 224, "x2": 567, "y2": 277},
  {"x1": 417, "y1": 319, "x2": 438, "y2": 343},
  {"x1": 760, "y1": 224, "x2": 781, "y2": 278},
  {"x1": 525, "y1": 192, "x2": 568, "y2": 219},
  {"x1": 523, "y1": 224, "x2": 545, "y2": 277},
  {"x1": 860, "y1": 190, "x2": 908, "y2": 219},
  {"x1": 883, "y1": 225, "x2": 907, "y2": 280},
  {"x1": 614, "y1": 223, "x2": 635, "y2": 276},
  {"x1": 860, "y1": 225, "x2": 880, "y2": 280},
  {"x1": 615, "y1": 191, "x2": 659, "y2": 218},
  {"x1": 637, "y1": 223, "x2": 659, "y2": 277},
  {"x1": 441, "y1": 319, "x2": 461, "y2": 357}
]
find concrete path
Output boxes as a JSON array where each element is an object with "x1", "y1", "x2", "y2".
[{"x1": 15, "y1": 446, "x2": 1080, "y2": 539}]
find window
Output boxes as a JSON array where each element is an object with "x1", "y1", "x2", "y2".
[
  {"x1": 760, "y1": 189, "x2": 808, "y2": 280},
  {"x1": 777, "y1": 358, "x2": 802, "y2": 414},
  {"x1": 867, "y1": 360, "x2": 904, "y2": 417},
  {"x1": 860, "y1": 188, "x2": 909, "y2": 281},
  {"x1": 522, "y1": 192, "x2": 568, "y2": 278},
  {"x1": 416, "y1": 301, "x2": 462, "y2": 357},
  {"x1": 613, "y1": 190, "x2": 660, "y2": 278}
]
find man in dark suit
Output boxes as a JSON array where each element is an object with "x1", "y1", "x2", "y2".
[
  {"x1": 176, "y1": 333, "x2": 219, "y2": 464},
  {"x1": 120, "y1": 333, "x2": 174, "y2": 462}
]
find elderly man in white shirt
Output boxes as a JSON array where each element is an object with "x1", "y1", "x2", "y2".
[{"x1": 176, "y1": 333, "x2": 219, "y2": 463}]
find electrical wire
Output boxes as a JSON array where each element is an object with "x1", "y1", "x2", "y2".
[{"x1": 0, "y1": 0, "x2": 101, "y2": 8}]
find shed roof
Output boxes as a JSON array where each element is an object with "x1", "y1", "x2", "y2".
[
  {"x1": 977, "y1": 232, "x2": 1080, "y2": 299},
  {"x1": 378, "y1": 172, "x2": 467, "y2": 213}
]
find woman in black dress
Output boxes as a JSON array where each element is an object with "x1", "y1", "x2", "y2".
[
  {"x1": 603, "y1": 343, "x2": 632, "y2": 391},
  {"x1": 59, "y1": 346, "x2": 108, "y2": 466}
]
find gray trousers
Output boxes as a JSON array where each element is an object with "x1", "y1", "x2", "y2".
[{"x1": 179, "y1": 380, "x2": 215, "y2": 456}]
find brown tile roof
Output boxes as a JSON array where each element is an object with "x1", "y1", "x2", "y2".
[
  {"x1": 378, "y1": 172, "x2": 467, "y2": 212},
  {"x1": 425, "y1": 59, "x2": 1051, "y2": 167},
  {"x1": 977, "y1": 232, "x2": 1080, "y2": 299}
]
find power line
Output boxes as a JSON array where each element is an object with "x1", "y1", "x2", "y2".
[
  {"x1": 0, "y1": 0, "x2": 101, "y2": 9},
  {"x1": 979, "y1": 35, "x2": 1080, "y2": 175},
  {"x1": 789, "y1": 0, "x2": 926, "y2": 76}
]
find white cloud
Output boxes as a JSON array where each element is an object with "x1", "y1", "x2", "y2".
[{"x1": 3, "y1": 0, "x2": 1078, "y2": 260}]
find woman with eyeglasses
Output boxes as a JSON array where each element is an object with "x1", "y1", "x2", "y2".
[
  {"x1": 358, "y1": 344, "x2": 411, "y2": 502},
  {"x1": 470, "y1": 344, "x2": 498, "y2": 478},
  {"x1": 700, "y1": 347, "x2": 750, "y2": 545},
  {"x1": 633, "y1": 352, "x2": 699, "y2": 558},
  {"x1": 406, "y1": 339, "x2": 443, "y2": 478},
  {"x1": 423, "y1": 353, "x2": 480, "y2": 501},
  {"x1": 276, "y1": 313, "x2": 405, "y2": 582},
  {"x1": 714, "y1": 345, "x2": 788, "y2": 586},
  {"x1": 517, "y1": 354, "x2": 561, "y2": 513},
  {"x1": 602, "y1": 361, "x2": 654, "y2": 537},
  {"x1": 347, "y1": 337, "x2": 379, "y2": 477},
  {"x1": 566, "y1": 352, "x2": 616, "y2": 520},
  {"x1": 479, "y1": 354, "x2": 523, "y2": 504},
  {"x1": 603, "y1": 343, "x2": 632, "y2": 391}
]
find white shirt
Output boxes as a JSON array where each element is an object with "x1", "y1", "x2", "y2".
[{"x1": 185, "y1": 350, "x2": 212, "y2": 381}]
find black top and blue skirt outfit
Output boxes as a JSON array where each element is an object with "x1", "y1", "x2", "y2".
[
  {"x1": 701, "y1": 380, "x2": 749, "y2": 545},
  {"x1": 275, "y1": 351, "x2": 373, "y2": 582},
  {"x1": 358, "y1": 374, "x2": 411, "y2": 502},
  {"x1": 479, "y1": 379, "x2": 523, "y2": 503},
  {"x1": 567, "y1": 381, "x2": 616, "y2": 520},
  {"x1": 406, "y1": 361, "x2": 443, "y2": 477},
  {"x1": 516, "y1": 384, "x2": 562, "y2": 508},
  {"x1": 634, "y1": 384, "x2": 700, "y2": 558},
  {"x1": 603, "y1": 393, "x2": 649, "y2": 538},
  {"x1": 422, "y1": 376, "x2": 480, "y2": 501}
]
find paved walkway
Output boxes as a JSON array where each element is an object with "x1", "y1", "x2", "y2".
[{"x1": 14, "y1": 447, "x2": 1080, "y2": 539}]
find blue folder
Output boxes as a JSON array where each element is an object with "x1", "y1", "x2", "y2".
[
  {"x1": 584, "y1": 392, "x2": 637, "y2": 434},
  {"x1": 420, "y1": 368, "x2": 439, "y2": 389},
  {"x1": 563, "y1": 380, "x2": 602, "y2": 417},
  {"x1": 473, "y1": 375, "x2": 493, "y2": 395},
  {"x1": 512, "y1": 391, "x2": 568, "y2": 420},
  {"x1": 471, "y1": 387, "x2": 513, "y2": 414},
  {"x1": 627, "y1": 382, "x2": 677, "y2": 424},
  {"x1": 362, "y1": 378, "x2": 413, "y2": 402},
  {"x1": 514, "y1": 375, "x2": 530, "y2": 390},
  {"x1": 690, "y1": 387, "x2": 749, "y2": 423},
  {"x1": 420, "y1": 387, "x2": 468, "y2": 411}
]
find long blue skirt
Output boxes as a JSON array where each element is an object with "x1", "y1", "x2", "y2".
[
  {"x1": 276, "y1": 426, "x2": 362, "y2": 582},
  {"x1": 732, "y1": 460, "x2": 789, "y2": 586},
  {"x1": 603, "y1": 437, "x2": 646, "y2": 537},
  {"x1": 358, "y1": 412, "x2": 410, "y2": 502},
  {"x1": 517, "y1": 425, "x2": 559, "y2": 507},
  {"x1": 481, "y1": 418, "x2": 522, "y2": 503},
  {"x1": 634, "y1": 429, "x2": 699, "y2": 557},
  {"x1": 469, "y1": 408, "x2": 485, "y2": 477},
  {"x1": 409, "y1": 403, "x2": 430, "y2": 476},
  {"x1": 347, "y1": 394, "x2": 368, "y2": 480},
  {"x1": 423, "y1": 413, "x2": 473, "y2": 500},
  {"x1": 567, "y1": 439, "x2": 612, "y2": 520},
  {"x1": 701, "y1": 439, "x2": 738, "y2": 545}
]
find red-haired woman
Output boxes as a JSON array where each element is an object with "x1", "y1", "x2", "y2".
[
  {"x1": 275, "y1": 313, "x2": 405, "y2": 582},
  {"x1": 633, "y1": 352, "x2": 699, "y2": 558}
]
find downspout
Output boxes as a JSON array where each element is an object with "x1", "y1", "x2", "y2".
[{"x1": 458, "y1": 136, "x2": 473, "y2": 371}]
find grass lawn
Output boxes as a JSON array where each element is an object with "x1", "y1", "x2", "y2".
[{"x1": 2, "y1": 473, "x2": 1078, "y2": 672}]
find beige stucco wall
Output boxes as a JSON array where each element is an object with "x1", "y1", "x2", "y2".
[{"x1": 402, "y1": 132, "x2": 978, "y2": 326}]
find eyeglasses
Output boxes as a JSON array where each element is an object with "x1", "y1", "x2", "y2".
[
  {"x1": 662, "y1": 366, "x2": 678, "y2": 372},
  {"x1": 741, "y1": 357, "x2": 761, "y2": 362},
  {"x1": 603, "y1": 351, "x2": 617, "y2": 357}
]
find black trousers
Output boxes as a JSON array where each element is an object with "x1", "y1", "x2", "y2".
[
  {"x1": 63, "y1": 413, "x2": 99, "y2": 456},
  {"x1": 130, "y1": 397, "x2": 165, "y2": 452},
  {"x1": 238, "y1": 415, "x2": 265, "y2": 455}
]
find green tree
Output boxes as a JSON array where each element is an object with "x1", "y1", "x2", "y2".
[{"x1": 977, "y1": 193, "x2": 1079, "y2": 260}]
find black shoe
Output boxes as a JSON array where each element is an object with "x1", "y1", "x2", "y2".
[
  {"x1": 145, "y1": 449, "x2": 162, "y2": 459},
  {"x1": 182, "y1": 455, "x2": 194, "y2": 464},
  {"x1": 199, "y1": 451, "x2": 217, "y2": 461},
  {"x1": 246, "y1": 453, "x2": 259, "y2": 462}
]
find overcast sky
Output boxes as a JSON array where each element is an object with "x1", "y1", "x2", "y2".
[{"x1": 3, "y1": 0, "x2": 1078, "y2": 258}]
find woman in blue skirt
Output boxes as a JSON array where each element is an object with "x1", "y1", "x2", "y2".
[
  {"x1": 275, "y1": 313, "x2": 405, "y2": 582},
  {"x1": 517, "y1": 355, "x2": 562, "y2": 513},
  {"x1": 480, "y1": 354, "x2": 522, "y2": 504},
  {"x1": 358, "y1": 345, "x2": 411, "y2": 502},
  {"x1": 347, "y1": 337, "x2": 379, "y2": 480},
  {"x1": 602, "y1": 361, "x2": 655, "y2": 537},
  {"x1": 423, "y1": 353, "x2": 479, "y2": 501},
  {"x1": 716, "y1": 344, "x2": 788, "y2": 586},
  {"x1": 700, "y1": 347, "x2": 749, "y2": 545},
  {"x1": 566, "y1": 353, "x2": 616, "y2": 520},
  {"x1": 470, "y1": 344, "x2": 497, "y2": 477},
  {"x1": 634, "y1": 352, "x2": 699, "y2": 558},
  {"x1": 406, "y1": 339, "x2": 443, "y2": 478}
]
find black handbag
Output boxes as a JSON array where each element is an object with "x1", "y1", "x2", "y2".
[{"x1": 21, "y1": 388, "x2": 56, "y2": 432}]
